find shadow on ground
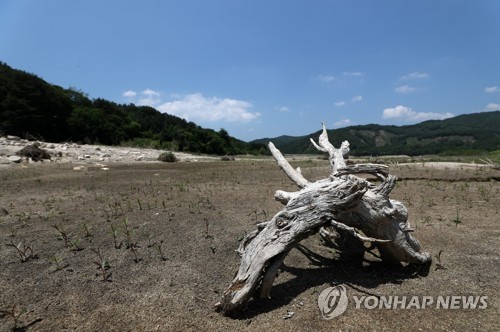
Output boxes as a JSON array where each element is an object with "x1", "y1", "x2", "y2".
[{"x1": 232, "y1": 244, "x2": 431, "y2": 319}]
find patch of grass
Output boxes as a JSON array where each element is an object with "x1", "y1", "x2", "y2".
[{"x1": 175, "y1": 182, "x2": 188, "y2": 192}]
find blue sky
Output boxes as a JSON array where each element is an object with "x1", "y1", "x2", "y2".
[{"x1": 1, "y1": 0, "x2": 499, "y2": 141}]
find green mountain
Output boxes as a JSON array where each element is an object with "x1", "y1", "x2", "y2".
[
  {"x1": 253, "y1": 111, "x2": 500, "y2": 156},
  {"x1": 0, "y1": 62, "x2": 267, "y2": 155}
]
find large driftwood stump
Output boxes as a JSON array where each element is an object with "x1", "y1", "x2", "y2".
[{"x1": 216, "y1": 123, "x2": 431, "y2": 315}]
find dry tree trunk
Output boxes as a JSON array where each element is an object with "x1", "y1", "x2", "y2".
[{"x1": 215, "y1": 123, "x2": 431, "y2": 315}]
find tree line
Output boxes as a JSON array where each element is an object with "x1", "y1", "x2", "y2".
[{"x1": 0, "y1": 62, "x2": 267, "y2": 155}]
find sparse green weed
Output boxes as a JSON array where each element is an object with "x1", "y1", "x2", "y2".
[
  {"x1": 82, "y1": 222, "x2": 94, "y2": 238},
  {"x1": 92, "y1": 248, "x2": 111, "y2": 282},
  {"x1": 48, "y1": 255, "x2": 68, "y2": 272},
  {"x1": 156, "y1": 241, "x2": 167, "y2": 261},
  {"x1": 6, "y1": 240, "x2": 37, "y2": 262},
  {"x1": 122, "y1": 217, "x2": 134, "y2": 249},
  {"x1": 452, "y1": 208, "x2": 462, "y2": 227}
]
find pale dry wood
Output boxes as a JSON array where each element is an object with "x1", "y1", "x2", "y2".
[
  {"x1": 216, "y1": 123, "x2": 431, "y2": 315},
  {"x1": 268, "y1": 142, "x2": 309, "y2": 188}
]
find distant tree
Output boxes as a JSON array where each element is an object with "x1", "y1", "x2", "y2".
[
  {"x1": 65, "y1": 87, "x2": 92, "y2": 107},
  {"x1": 207, "y1": 135, "x2": 225, "y2": 155}
]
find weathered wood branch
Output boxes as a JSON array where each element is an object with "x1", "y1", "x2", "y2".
[
  {"x1": 216, "y1": 123, "x2": 431, "y2": 315},
  {"x1": 325, "y1": 219, "x2": 391, "y2": 243},
  {"x1": 268, "y1": 142, "x2": 309, "y2": 188}
]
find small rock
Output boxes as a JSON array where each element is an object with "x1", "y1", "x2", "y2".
[
  {"x1": 101, "y1": 167, "x2": 109, "y2": 171},
  {"x1": 8, "y1": 155, "x2": 22, "y2": 163},
  {"x1": 84, "y1": 155, "x2": 91, "y2": 159},
  {"x1": 135, "y1": 155, "x2": 144, "y2": 161},
  {"x1": 283, "y1": 310, "x2": 294, "y2": 319},
  {"x1": 7, "y1": 135, "x2": 20, "y2": 141},
  {"x1": 73, "y1": 166, "x2": 86, "y2": 171}
]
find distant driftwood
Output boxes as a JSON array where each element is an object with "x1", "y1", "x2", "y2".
[{"x1": 216, "y1": 123, "x2": 431, "y2": 315}]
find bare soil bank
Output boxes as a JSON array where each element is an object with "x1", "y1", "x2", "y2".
[{"x1": 1, "y1": 160, "x2": 499, "y2": 331}]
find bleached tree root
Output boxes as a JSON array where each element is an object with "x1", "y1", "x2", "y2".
[{"x1": 215, "y1": 123, "x2": 431, "y2": 315}]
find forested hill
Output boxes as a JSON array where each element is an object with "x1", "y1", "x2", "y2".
[
  {"x1": 253, "y1": 111, "x2": 500, "y2": 156},
  {"x1": 2, "y1": 61, "x2": 499, "y2": 157},
  {"x1": 0, "y1": 62, "x2": 267, "y2": 155}
]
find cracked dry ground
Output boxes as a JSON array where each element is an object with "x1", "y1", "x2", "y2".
[{"x1": 0, "y1": 160, "x2": 499, "y2": 331}]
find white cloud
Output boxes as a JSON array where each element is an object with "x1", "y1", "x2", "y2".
[
  {"x1": 484, "y1": 103, "x2": 500, "y2": 111},
  {"x1": 484, "y1": 86, "x2": 500, "y2": 93},
  {"x1": 137, "y1": 89, "x2": 162, "y2": 106},
  {"x1": 277, "y1": 106, "x2": 290, "y2": 112},
  {"x1": 318, "y1": 75, "x2": 336, "y2": 83},
  {"x1": 334, "y1": 101, "x2": 346, "y2": 107},
  {"x1": 125, "y1": 89, "x2": 260, "y2": 123},
  {"x1": 157, "y1": 93, "x2": 260, "y2": 123},
  {"x1": 395, "y1": 85, "x2": 417, "y2": 93},
  {"x1": 333, "y1": 119, "x2": 351, "y2": 127},
  {"x1": 343, "y1": 71, "x2": 363, "y2": 76},
  {"x1": 400, "y1": 72, "x2": 430, "y2": 80},
  {"x1": 382, "y1": 105, "x2": 454, "y2": 122},
  {"x1": 351, "y1": 95, "x2": 362, "y2": 102},
  {"x1": 142, "y1": 89, "x2": 160, "y2": 97},
  {"x1": 122, "y1": 90, "x2": 137, "y2": 98}
]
